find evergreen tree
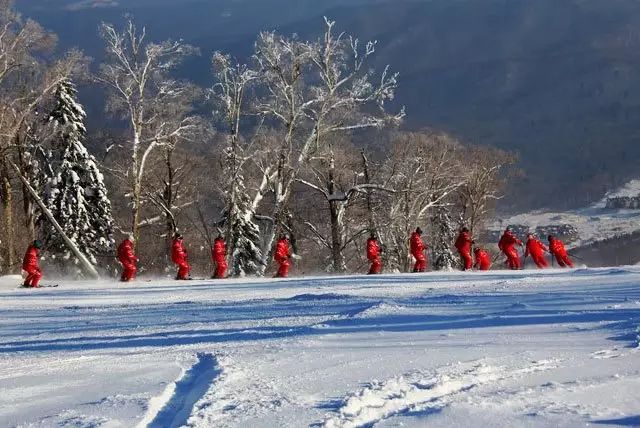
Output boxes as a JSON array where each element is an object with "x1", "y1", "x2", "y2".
[
  {"x1": 431, "y1": 206, "x2": 457, "y2": 271},
  {"x1": 43, "y1": 79, "x2": 114, "y2": 269},
  {"x1": 229, "y1": 191, "x2": 264, "y2": 277},
  {"x1": 222, "y1": 144, "x2": 263, "y2": 277}
]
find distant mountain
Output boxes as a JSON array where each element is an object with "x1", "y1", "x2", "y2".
[{"x1": 16, "y1": 0, "x2": 640, "y2": 211}]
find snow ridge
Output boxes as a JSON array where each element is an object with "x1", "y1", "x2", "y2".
[
  {"x1": 139, "y1": 353, "x2": 221, "y2": 428},
  {"x1": 321, "y1": 359, "x2": 558, "y2": 428}
]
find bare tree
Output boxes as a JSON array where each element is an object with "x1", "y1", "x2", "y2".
[
  {"x1": 378, "y1": 131, "x2": 466, "y2": 271},
  {"x1": 458, "y1": 146, "x2": 515, "y2": 235},
  {"x1": 98, "y1": 19, "x2": 200, "y2": 247},
  {"x1": 253, "y1": 17, "x2": 404, "y2": 272}
]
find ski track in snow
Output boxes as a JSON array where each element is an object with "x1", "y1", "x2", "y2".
[
  {"x1": 319, "y1": 359, "x2": 559, "y2": 428},
  {"x1": 140, "y1": 353, "x2": 221, "y2": 428}
]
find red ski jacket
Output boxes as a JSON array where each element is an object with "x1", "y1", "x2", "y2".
[
  {"x1": 410, "y1": 232, "x2": 426, "y2": 256},
  {"x1": 498, "y1": 231, "x2": 522, "y2": 254},
  {"x1": 213, "y1": 238, "x2": 227, "y2": 262},
  {"x1": 525, "y1": 238, "x2": 548, "y2": 258},
  {"x1": 549, "y1": 239, "x2": 568, "y2": 256},
  {"x1": 171, "y1": 239, "x2": 188, "y2": 265},
  {"x1": 366, "y1": 238, "x2": 381, "y2": 261},
  {"x1": 117, "y1": 239, "x2": 137, "y2": 264},
  {"x1": 275, "y1": 238, "x2": 291, "y2": 262},
  {"x1": 22, "y1": 245, "x2": 40, "y2": 271},
  {"x1": 474, "y1": 248, "x2": 491, "y2": 270},
  {"x1": 454, "y1": 231, "x2": 473, "y2": 254}
]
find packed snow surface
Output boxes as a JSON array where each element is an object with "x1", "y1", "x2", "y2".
[{"x1": 1, "y1": 268, "x2": 640, "y2": 427}]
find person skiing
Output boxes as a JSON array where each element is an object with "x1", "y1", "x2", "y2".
[
  {"x1": 171, "y1": 233, "x2": 191, "y2": 280},
  {"x1": 410, "y1": 227, "x2": 428, "y2": 272},
  {"x1": 454, "y1": 226, "x2": 474, "y2": 271},
  {"x1": 366, "y1": 233, "x2": 382, "y2": 275},
  {"x1": 22, "y1": 240, "x2": 43, "y2": 288},
  {"x1": 498, "y1": 227, "x2": 523, "y2": 270},
  {"x1": 548, "y1": 235, "x2": 574, "y2": 268},
  {"x1": 212, "y1": 235, "x2": 228, "y2": 279},
  {"x1": 274, "y1": 234, "x2": 292, "y2": 278},
  {"x1": 117, "y1": 236, "x2": 138, "y2": 282},
  {"x1": 474, "y1": 247, "x2": 492, "y2": 271},
  {"x1": 525, "y1": 233, "x2": 549, "y2": 269}
]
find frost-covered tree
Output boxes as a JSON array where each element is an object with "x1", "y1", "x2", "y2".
[
  {"x1": 211, "y1": 52, "x2": 263, "y2": 276},
  {"x1": 254, "y1": 18, "x2": 404, "y2": 272},
  {"x1": 99, "y1": 20, "x2": 200, "y2": 247},
  {"x1": 431, "y1": 206, "x2": 457, "y2": 271},
  {"x1": 43, "y1": 79, "x2": 114, "y2": 269},
  {"x1": 229, "y1": 190, "x2": 263, "y2": 276}
]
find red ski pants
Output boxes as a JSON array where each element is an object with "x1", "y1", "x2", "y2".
[
  {"x1": 276, "y1": 257, "x2": 290, "y2": 278},
  {"x1": 368, "y1": 257, "x2": 382, "y2": 274},
  {"x1": 24, "y1": 268, "x2": 42, "y2": 287},
  {"x1": 412, "y1": 253, "x2": 427, "y2": 272},
  {"x1": 504, "y1": 250, "x2": 521, "y2": 270},
  {"x1": 531, "y1": 254, "x2": 548, "y2": 269},
  {"x1": 554, "y1": 253, "x2": 574, "y2": 268},
  {"x1": 176, "y1": 261, "x2": 190, "y2": 280},
  {"x1": 121, "y1": 262, "x2": 137, "y2": 282},
  {"x1": 214, "y1": 258, "x2": 228, "y2": 279},
  {"x1": 459, "y1": 251, "x2": 473, "y2": 271}
]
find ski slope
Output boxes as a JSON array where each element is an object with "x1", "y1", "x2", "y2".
[{"x1": 1, "y1": 268, "x2": 639, "y2": 427}]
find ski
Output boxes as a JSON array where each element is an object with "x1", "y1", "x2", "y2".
[{"x1": 19, "y1": 284, "x2": 58, "y2": 289}]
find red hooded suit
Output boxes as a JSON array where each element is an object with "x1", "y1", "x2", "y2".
[
  {"x1": 410, "y1": 231, "x2": 427, "y2": 272},
  {"x1": 366, "y1": 237, "x2": 382, "y2": 274},
  {"x1": 22, "y1": 245, "x2": 42, "y2": 288},
  {"x1": 474, "y1": 248, "x2": 492, "y2": 271},
  {"x1": 498, "y1": 230, "x2": 523, "y2": 270},
  {"x1": 525, "y1": 236, "x2": 549, "y2": 269},
  {"x1": 549, "y1": 237, "x2": 574, "y2": 268},
  {"x1": 274, "y1": 237, "x2": 292, "y2": 278},
  {"x1": 117, "y1": 239, "x2": 138, "y2": 282},
  {"x1": 171, "y1": 238, "x2": 190, "y2": 280},
  {"x1": 212, "y1": 237, "x2": 228, "y2": 279},
  {"x1": 454, "y1": 230, "x2": 474, "y2": 271}
]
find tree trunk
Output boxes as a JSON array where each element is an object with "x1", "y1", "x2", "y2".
[
  {"x1": 327, "y1": 154, "x2": 346, "y2": 272},
  {"x1": 0, "y1": 162, "x2": 15, "y2": 273},
  {"x1": 329, "y1": 200, "x2": 347, "y2": 272}
]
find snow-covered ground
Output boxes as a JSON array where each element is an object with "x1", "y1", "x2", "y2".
[
  {"x1": 491, "y1": 179, "x2": 640, "y2": 248},
  {"x1": 1, "y1": 268, "x2": 640, "y2": 427}
]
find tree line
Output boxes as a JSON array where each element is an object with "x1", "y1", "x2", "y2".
[{"x1": 0, "y1": 2, "x2": 514, "y2": 278}]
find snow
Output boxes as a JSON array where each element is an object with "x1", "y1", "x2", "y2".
[
  {"x1": 1, "y1": 268, "x2": 639, "y2": 427},
  {"x1": 491, "y1": 179, "x2": 640, "y2": 248}
]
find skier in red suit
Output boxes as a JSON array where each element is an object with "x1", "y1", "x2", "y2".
[
  {"x1": 498, "y1": 227, "x2": 523, "y2": 270},
  {"x1": 212, "y1": 235, "x2": 228, "y2": 279},
  {"x1": 366, "y1": 234, "x2": 382, "y2": 275},
  {"x1": 117, "y1": 236, "x2": 138, "y2": 282},
  {"x1": 474, "y1": 248, "x2": 492, "y2": 271},
  {"x1": 274, "y1": 235, "x2": 292, "y2": 278},
  {"x1": 548, "y1": 235, "x2": 574, "y2": 268},
  {"x1": 410, "y1": 227, "x2": 427, "y2": 272},
  {"x1": 454, "y1": 227, "x2": 474, "y2": 271},
  {"x1": 171, "y1": 233, "x2": 191, "y2": 280},
  {"x1": 525, "y1": 233, "x2": 549, "y2": 269},
  {"x1": 22, "y1": 240, "x2": 43, "y2": 288}
]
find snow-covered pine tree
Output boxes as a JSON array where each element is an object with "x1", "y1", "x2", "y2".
[
  {"x1": 222, "y1": 144, "x2": 263, "y2": 277},
  {"x1": 431, "y1": 206, "x2": 458, "y2": 271},
  {"x1": 229, "y1": 191, "x2": 264, "y2": 277},
  {"x1": 43, "y1": 79, "x2": 114, "y2": 270}
]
